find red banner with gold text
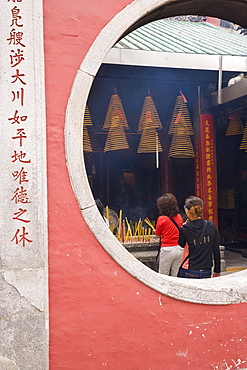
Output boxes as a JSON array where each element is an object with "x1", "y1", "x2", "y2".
[{"x1": 196, "y1": 115, "x2": 218, "y2": 227}]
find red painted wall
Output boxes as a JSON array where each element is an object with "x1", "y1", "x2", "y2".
[{"x1": 44, "y1": 1, "x2": 247, "y2": 369}]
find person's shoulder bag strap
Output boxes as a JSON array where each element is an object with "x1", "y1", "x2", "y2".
[
  {"x1": 169, "y1": 217, "x2": 180, "y2": 230},
  {"x1": 178, "y1": 219, "x2": 208, "y2": 269}
]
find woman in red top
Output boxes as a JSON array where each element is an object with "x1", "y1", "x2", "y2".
[{"x1": 155, "y1": 193, "x2": 183, "y2": 276}]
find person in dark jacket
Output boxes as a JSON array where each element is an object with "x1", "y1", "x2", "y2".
[{"x1": 178, "y1": 196, "x2": 221, "y2": 279}]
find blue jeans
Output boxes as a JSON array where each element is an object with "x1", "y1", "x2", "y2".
[{"x1": 178, "y1": 267, "x2": 212, "y2": 279}]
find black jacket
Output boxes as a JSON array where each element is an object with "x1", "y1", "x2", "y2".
[{"x1": 178, "y1": 218, "x2": 221, "y2": 273}]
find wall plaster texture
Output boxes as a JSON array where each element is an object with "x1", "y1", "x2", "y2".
[
  {"x1": 0, "y1": 1, "x2": 48, "y2": 369},
  {"x1": 65, "y1": 0, "x2": 247, "y2": 306}
]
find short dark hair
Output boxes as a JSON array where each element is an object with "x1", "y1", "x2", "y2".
[{"x1": 156, "y1": 193, "x2": 179, "y2": 217}]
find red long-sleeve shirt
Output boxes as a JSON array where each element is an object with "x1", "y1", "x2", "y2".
[{"x1": 155, "y1": 214, "x2": 183, "y2": 247}]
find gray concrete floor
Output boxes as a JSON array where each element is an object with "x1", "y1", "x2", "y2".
[{"x1": 222, "y1": 248, "x2": 247, "y2": 275}]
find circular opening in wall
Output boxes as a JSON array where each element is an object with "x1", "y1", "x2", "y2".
[{"x1": 65, "y1": 0, "x2": 247, "y2": 305}]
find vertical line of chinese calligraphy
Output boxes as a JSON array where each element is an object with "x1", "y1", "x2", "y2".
[
  {"x1": 7, "y1": 0, "x2": 32, "y2": 247},
  {"x1": 195, "y1": 137, "x2": 200, "y2": 197},
  {"x1": 204, "y1": 119, "x2": 214, "y2": 222}
]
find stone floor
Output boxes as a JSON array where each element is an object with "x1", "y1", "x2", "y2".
[{"x1": 222, "y1": 248, "x2": 247, "y2": 275}]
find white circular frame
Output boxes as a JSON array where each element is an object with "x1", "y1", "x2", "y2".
[{"x1": 65, "y1": 0, "x2": 247, "y2": 305}]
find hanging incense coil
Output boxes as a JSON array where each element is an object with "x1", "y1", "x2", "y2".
[
  {"x1": 103, "y1": 114, "x2": 129, "y2": 152},
  {"x1": 137, "y1": 128, "x2": 163, "y2": 153},
  {"x1": 83, "y1": 126, "x2": 93, "y2": 152},
  {"x1": 168, "y1": 94, "x2": 194, "y2": 158},
  {"x1": 137, "y1": 94, "x2": 163, "y2": 154},
  {"x1": 226, "y1": 114, "x2": 244, "y2": 136},
  {"x1": 82, "y1": 105, "x2": 100, "y2": 152},
  {"x1": 104, "y1": 125, "x2": 129, "y2": 152},
  {"x1": 103, "y1": 94, "x2": 128, "y2": 130},
  {"x1": 138, "y1": 95, "x2": 162, "y2": 132},
  {"x1": 84, "y1": 105, "x2": 93, "y2": 126},
  {"x1": 168, "y1": 133, "x2": 195, "y2": 159},
  {"x1": 83, "y1": 105, "x2": 93, "y2": 152},
  {"x1": 83, "y1": 127, "x2": 101, "y2": 153},
  {"x1": 168, "y1": 95, "x2": 194, "y2": 135},
  {"x1": 239, "y1": 120, "x2": 247, "y2": 151},
  {"x1": 103, "y1": 93, "x2": 129, "y2": 152}
]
